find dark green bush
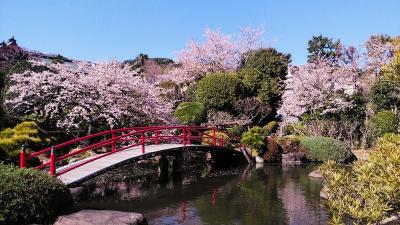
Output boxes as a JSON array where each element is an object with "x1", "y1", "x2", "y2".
[
  {"x1": 370, "y1": 79, "x2": 400, "y2": 111},
  {"x1": 0, "y1": 164, "x2": 72, "y2": 224},
  {"x1": 227, "y1": 125, "x2": 246, "y2": 137},
  {"x1": 369, "y1": 110, "x2": 399, "y2": 137},
  {"x1": 174, "y1": 102, "x2": 206, "y2": 125},
  {"x1": 263, "y1": 121, "x2": 278, "y2": 134},
  {"x1": 300, "y1": 136, "x2": 354, "y2": 162},
  {"x1": 196, "y1": 72, "x2": 241, "y2": 110}
]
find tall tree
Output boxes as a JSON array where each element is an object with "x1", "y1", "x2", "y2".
[
  {"x1": 307, "y1": 35, "x2": 340, "y2": 63},
  {"x1": 239, "y1": 48, "x2": 291, "y2": 120}
]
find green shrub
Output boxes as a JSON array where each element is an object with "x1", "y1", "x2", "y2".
[
  {"x1": 370, "y1": 110, "x2": 399, "y2": 137},
  {"x1": 0, "y1": 121, "x2": 49, "y2": 161},
  {"x1": 174, "y1": 102, "x2": 206, "y2": 125},
  {"x1": 263, "y1": 121, "x2": 278, "y2": 134},
  {"x1": 0, "y1": 164, "x2": 72, "y2": 224},
  {"x1": 196, "y1": 72, "x2": 241, "y2": 110},
  {"x1": 227, "y1": 125, "x2": 246, "y2": 137},
  {"x1": 300, "y1": 136, "x2": 353, "y2": 162},
  {"x1": 202, "y1": 131, "x2": 231, "y2": 147},
  {"x1": 241, "y1": 126, "x2": 266, "y2": 152},
  {"x1": 319, "y1": 133, "x2": 400, "y2": 224}
]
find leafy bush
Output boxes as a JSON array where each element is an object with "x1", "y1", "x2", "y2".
[
  {"x1": 300, "y1": 136, "x2": 353, "y2": 162},
  {"x1": 174, "y1": 102, "x2": 206, "y2": 125},
  {"x1": 369, "y1": 110, "x2": 399, "y2": 137},
  {"x1": 319, "y1": 133, "x2": 400, "y2": 224},
  {"x1": 227, "y1": 125, "x2": 246, "y2": 137},
  {"x1": 263, "y1": 121, "x2": 278, "y2": 134},
  {"x1": 196, "y1": 72, "x2": 241, "y2": 110},
  {"x1": 0, "y1": 121, "x2": 49, "y2": 161},
  {"x1": 0, "y1": 164, "x2": 72, "y2": 224},
  {"x1": 241, "y1": 126, "x2": 266, "y2": 152},
  {"x1": 202, "y1": 131, "x2": 231, "y2": 147}
]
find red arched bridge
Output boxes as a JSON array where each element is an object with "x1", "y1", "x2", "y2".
[{"x1": 19, "y1": 126, "x2": 251, "y2": 185}]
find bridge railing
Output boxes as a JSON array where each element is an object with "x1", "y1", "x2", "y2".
[{"x1": 20, "y1": 126, "x2": 241, "y2": 176}]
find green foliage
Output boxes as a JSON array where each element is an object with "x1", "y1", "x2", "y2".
[
  {"x1": 173, "y1": 102, "x2": 206, "y2": 125},
  {"x1": 319, "y1": 133, "x2": 400, "y2": 224},
  {"x1": 300, "y1": 136, "x2": 353, "y2": 162},
  {"x1": 263, "y1": 121, "x2": 278, "y2": 134},
  {"x1": 370, "y1": 79, "x2": 400, "y2": 111},
  {"x1": 0, "y1": 163, "x2": 72, "y2": 224},
  {"x1": 369, "y1": 110, "x2": 399, "y2": 138},
  {"x1": 239, "y1": 48, "x2": 291, "y2": 108},
  {"x1": 227, "y1": 125, "x2": 246, "y2": 137},
  {"x1": 307, "y1": 35, "x2": 340, "y2": 63},
  {"x1": 241, "y1": 126, "x2": 266, "y2": 151},
  {"x1": 196, "y1": 72, "x2": 241, "y2": 110},
  {"x1": 0, "y1": 121, "x2": 48, "y2": 160}
]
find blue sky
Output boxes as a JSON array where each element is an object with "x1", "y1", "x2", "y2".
[{"x1": 1, "y1": 0, "x2": 399, "y2": 64}]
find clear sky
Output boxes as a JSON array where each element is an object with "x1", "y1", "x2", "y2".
[{"x1": 1, "y1": 0, "x2": 399, "y2": 65}]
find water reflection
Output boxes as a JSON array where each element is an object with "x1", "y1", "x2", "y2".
[{"x1": 79, "y1": 164, "x2": 328, "y2": 225}]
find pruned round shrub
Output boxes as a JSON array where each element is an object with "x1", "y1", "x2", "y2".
[
  {"x1": 0, "y1": 164, "x2": 73, "y2": 224},
  {"x1": 202, "y1": 131, "x2": 231, "y2": 147},
  {"x1": 370, "y1": 110, "x2": 399, "y2": 137},
  {"x1": 196, "y1": 72, "x2": 240, "y2": 110},
  {"x1": 0, "y1": 121, "x2": 50, "y2": 161},
  {"x1": 263, "y1": 121, "x2": 278, "y2": 134},
  {"x1": 300, "y1": 136, "x2": 353, "y2": 162},
  {"x1": 174, "y1": 102, "x2": 206, "y2": 125}
]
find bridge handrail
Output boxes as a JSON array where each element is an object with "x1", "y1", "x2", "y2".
[{"x1": 20, "y1": 125, "x2": 244, "y2": 176}]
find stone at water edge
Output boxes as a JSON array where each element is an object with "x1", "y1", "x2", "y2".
[
  {"x1": 53, "y1": 210, "x2": 147, "y2": 225},
  {"x1": 308, "y1": 170, "x2": 322, "y2": 179},
  {"x1": 282, "y1": 152, "x2": 306, "y2": 164},
  {"x1": 255, "y1": 156, "x2": 264, "y2": 164},
  {"x1": 320, "y1": 186, "x2": 328, "y2": 200}
]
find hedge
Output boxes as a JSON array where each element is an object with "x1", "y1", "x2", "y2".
[{"x1": 300, "y1": 136, "x2": 354, "y2": 162}]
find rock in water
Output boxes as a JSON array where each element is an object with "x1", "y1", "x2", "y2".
[
  {"x1": 308, "y1": 170, "x2": 322, "y2": 179},
  {"x1": 54, "y1": 210, "x2": 147, "y2": 225}
]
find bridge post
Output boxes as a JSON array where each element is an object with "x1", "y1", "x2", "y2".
[
  {"x1": 187, "y1": 130, "x2": 191, "y2": 145},
  {"x1": 182, "y1": 128, "x2": 186, "y2": 146},
  {"x1": 111, "y1": 131, "x2": 116, "y2": 152},
  {"x1": 50, "y1": 146, "x2": 56, "y2": 176},
  {"x1": 141, "y1": 132, "x2": 145, "y2": 154},
  {"x1": 212, "y1": 129, "x2": 216, "y2": 147},
  {"x1": 155, "y1": 130, "x2": 159, "y2": 145},
  {"x1": 19, "y1": 144, "x2": 26, "y2": 168}
]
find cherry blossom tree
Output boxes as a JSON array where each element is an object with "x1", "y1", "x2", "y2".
[
  {"x1": 365, "y1": 34, "x2": 394, "y2": 76},
  {"x1": 6, "y1": 60, "x2": 173, "y2": 131},
  {"x1": 170, "y1": 27, "x2": 263, "y2": 83},
  {"x1": 278, "y1": 56, "x2": 360, "y2": 123}
]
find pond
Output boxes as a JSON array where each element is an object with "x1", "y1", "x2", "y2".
[{"x1": 78, "y1": 164, "x2": 329, "y2": 225}]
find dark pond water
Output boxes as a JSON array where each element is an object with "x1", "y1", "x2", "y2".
[{"x1": 79, "y1": 164, "x2": 329, "y2": 225}]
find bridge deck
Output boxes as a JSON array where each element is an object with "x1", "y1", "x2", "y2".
[{"x1": 57, "y1": 144, "x2": 200, "y2": 185}]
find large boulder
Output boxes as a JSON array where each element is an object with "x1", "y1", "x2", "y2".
[
  {"x1": 282, "y1": 152, "x2": 306, "y2": 164},
  {"x1": 54, "y1": 210, "x2": 147, "y2": 225}
]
